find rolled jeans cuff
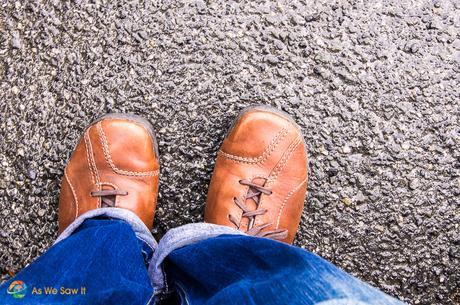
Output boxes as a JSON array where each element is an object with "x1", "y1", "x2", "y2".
[
  {"x1": 53, "y1": 208, "x2": 244, "y2": 296},
  {"x1": 148, "y1": 222, "x2": 245, "y2": 295},
  {"x1": 54, "y1": 207, "x2": 157, "y2": 253}
]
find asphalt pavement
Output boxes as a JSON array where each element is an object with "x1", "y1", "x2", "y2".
[{"x1": 0, "y1": 0, "x2": 459, "y2": 304}]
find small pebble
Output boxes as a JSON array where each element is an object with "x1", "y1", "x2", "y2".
[
  {"x1": 342, "y1": 145, "x2": 352, "y2": 154},
  {"x1": 342, "y1": 197, "x2": 352, "y2": 206},
  {"x1": 11, "y1": 86, "x2": 20, "y2": 95},
  {"x1": 409, "y1": 179, "x2": 420, "y2": 190},
  {"x1": 265, "y1": 55, "x2": 279, "y2": 64}
]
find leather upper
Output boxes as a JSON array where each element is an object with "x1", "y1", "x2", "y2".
[
  {"x1": 58, "y1": 117, "x2": 159, "y2": 233},
  {"x1": 205, "y1": 108, "x2": 308, "y2": 244}
]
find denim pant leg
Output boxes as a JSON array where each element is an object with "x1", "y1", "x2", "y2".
[
  {"x1": 0, "y1": 208, "x2": 156, "y2": 305},
  {"x1": 151, "y1": 226, "x2": 405, "y2": 305}
]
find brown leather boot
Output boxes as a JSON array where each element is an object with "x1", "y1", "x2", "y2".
[
  {"x1": 58, "y1": 114, "x2": 160, "y2": 233},
  {"x1": 205, "y1": 106, "x2": 308, "y2": 244}
]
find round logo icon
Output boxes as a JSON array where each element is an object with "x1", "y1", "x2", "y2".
[{"x1": 7, "y1": 280, "x2": 27, "y2": 299}]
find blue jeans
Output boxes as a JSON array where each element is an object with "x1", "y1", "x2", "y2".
[{"x1": 0, "y1": 208, "x2": 405, "y2": 305}]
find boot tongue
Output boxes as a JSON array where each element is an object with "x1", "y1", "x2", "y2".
[
  {"x1": 245, "y1": 177, "x2": 268, "y2": 204},
  {"x1": 99, "y1": 185, "x2": 118, "y2": 207},
  {"x1": 244, "y1": 177, "x2": 267, "y2": 214},
  {"x1": 251, "y1": 177, "x2": 267, "y2": 187}
]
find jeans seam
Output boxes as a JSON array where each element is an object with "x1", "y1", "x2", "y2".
[
  {"x1": 175, "y1": 281, "x2": 190, "y2": 305},
  {"x1": 137, "y1": 235, "x2": 155, "y2": 252},
  {"x1": 145, "y1": 291, "x2": 155, "y2": 305},
  {"x1": 161, "y1": 265, "x2": 169, "y2": 294}
]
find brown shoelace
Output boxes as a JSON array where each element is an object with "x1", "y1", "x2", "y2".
[
  {"x1": 91, "y1": 189, "x2": 128, "y2": 207},
  {"x1": 229, "y1": 179, "x2": 288, "y2": 240}
]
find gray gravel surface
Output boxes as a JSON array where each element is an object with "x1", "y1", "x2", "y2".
[{"x1": 1, "y1": 0, "x2": 459, "y2": 304}]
